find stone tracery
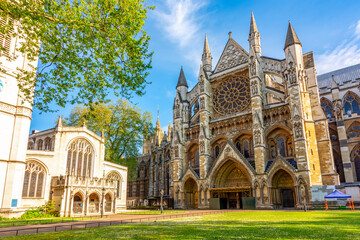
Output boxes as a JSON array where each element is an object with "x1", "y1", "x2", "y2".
[{"x1": 213, "y1": 74, "x2": 250, "y2": 115}]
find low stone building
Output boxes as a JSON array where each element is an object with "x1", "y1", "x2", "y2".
[{"x1": 23, "y1": 118, "x2": 127, "y2": 217}]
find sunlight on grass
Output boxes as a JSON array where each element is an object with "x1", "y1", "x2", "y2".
[{"x1": 5, "y1": 211, "x2": 360, "y2": 240}]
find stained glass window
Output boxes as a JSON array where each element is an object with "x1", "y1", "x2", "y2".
[
  {"x1": 22, "y1": 161, "x2": 46, "y2": 198},
  {"x1": 344, "y1": 93, "x2": 360, "y2": 116},
  {"x1": 66, "y1": 138, "x2": 94, "y2": 177},
  {"x1": 347, "y1": 122, "x2": 360, "y2": 138},
  {"x1": 321, "y1": 99, "x2": 334, "y2": 121},
  {"x1": 213, "y1": 75, "x2": 250, "y2": 115}
]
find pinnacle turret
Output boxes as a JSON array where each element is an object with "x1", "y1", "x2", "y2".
[
  {"x1": 284, "y1": 22, "x2": 302, "y2": 50},
  {"x1": 202, "y1": 34, "x2": 212, "y2": 72},
  {"x1": 248, "y1": 11, "x2": 261, "y2": 54},
  {"x1": 176, "y1": 66, "x2": 188, "y2": 88},
  {"x1": 250, "y1": 11, "x2": 258, "y2": 34}
]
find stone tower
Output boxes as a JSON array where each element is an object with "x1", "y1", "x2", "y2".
[{"x1": 0, "y1": 17, "x2": 38, "y2": 217}]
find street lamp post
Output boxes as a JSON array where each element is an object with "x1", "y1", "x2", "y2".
[
  {"x1": 160, "y1": 189, "x2": 164, "y2": 214},
  {"x1": 101, "y1": 187, "x2": 105, "y2": 218}
]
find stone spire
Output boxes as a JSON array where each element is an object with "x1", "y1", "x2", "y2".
[
  {"x1": 56, "y1": 115, "x2": 63, "y2": 128},
  {"x1": 250, "y1": 11, "x2": 258, "y2": 34},
  {"x1": 176, "y1": 66, "x2": 188, "y2": 88},
  {"x1": 248, "y1": 11, "x2": 261, "y2": 54},
  {"x1": 284, "y1": 21, "x2": 302, "y2": 50},
  {"x1": 167, "y1": 121, "x2": 172, "y2": 142},
  {"x1": 202, "y1": 34, "x2": 212, "y2": 72}
]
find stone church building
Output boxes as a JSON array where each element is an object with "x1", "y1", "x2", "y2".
[
  {"x1": 129, "y1": 13, "x2": 360, "y2": 209},
  {"x1": 0, "y1": 16, "x2": 127, "y2": 218}
]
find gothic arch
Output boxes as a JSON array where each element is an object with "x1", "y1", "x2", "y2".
[
  {"x1": 267, "y1": 164, "x2": 297, "y2": 186},
  {"x1": 209, "y1": 157, "x2": 253, "y2": 188},
  {"x1": 22, "y1": 160, "x2": 48, "y2": 198},
  {"x1": 66, "y1": 138, "x2": 95, "y2": 177},
  {"x1": 347, "y1": 121, "x2": 360, "y2": 138},
  {"x1": 266, "y1": 126, "x2": 294, "y2": 159},
  {"x1": 342, "y1": 91, "x2": 360, "y2": 115},
  {"x1": 320, "y1": 97, "x2": 334, "y2": 121}
]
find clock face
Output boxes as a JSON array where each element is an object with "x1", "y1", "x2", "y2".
[{"x1": 213, "y1": 74, "x2": 251, "y2": 115}]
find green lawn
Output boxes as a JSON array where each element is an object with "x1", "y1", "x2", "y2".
[
  {"x1": 0, "y1": 217, "x2": 99, "y2": 227},
  {"x1": 5, "y1": 211, "x2": 360, "y2": 239}
]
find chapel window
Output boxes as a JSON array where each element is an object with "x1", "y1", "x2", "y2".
[
  {"x1": 215, "y1": 146, "x2": 220, "y2": 159},
  {"x1": 277, "y1": 137, "x2": 286, "y2": 157},
  {"x1": 44, "y1": 137, "x2": 52, "y2": 151},
  {"x1": 195, "y1": 151, "x2": 199, "y2": 168},
  {"x1": 66, "y1": 138, "x2": 94, "y2": 177},
  {"x1": 352, "y1": 148, "x2": 360, "y2": 182},
  {"x1": 22, "y1": 161, "x2": 46, "y2": 198},
  {"x1": 37, "y1": 139, "x2": 43, "y2": 150},
  {"x1": 344, "y1": 94, "x2": 360, "y2": 116},
  {"x1": 347, "y1": 122, "x2": 360, "y2": 138},
  {"x1": 244, "y1": 140, "x2": 250, "y2": 158},
  {"x1": 236, "y1": 142, "x2": 241, "y2": 152},
  {"x1": 321, "y1": 100, "x2": 334, "y2": 121},
  {"x1": 27, "y1": 141, "x2": 34, "y2": 150},
  {"x1": 107, "y1": 172, "x2": 122, "y2": 198}
]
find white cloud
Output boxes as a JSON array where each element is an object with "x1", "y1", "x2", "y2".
[
  {"x1": 316, "y1": 20, "x2": 360, "y2": 74},
  {"x1": 155, "y1": 0, "x2": 207, "y2": 47},
  {"x1": 154, "y1": 0, "x2": 208, "y2": 84}
]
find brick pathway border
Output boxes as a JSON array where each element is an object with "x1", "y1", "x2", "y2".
[{"x1": 0, "y1": 210, "x2": 241, "y2": 238}]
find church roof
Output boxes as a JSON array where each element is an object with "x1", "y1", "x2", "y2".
[
  {"x1": 318, "y1": 63, "x2": 360, "y2": 94},
  {"x1": 176, "y1": 67, "x2": 188, "y2": 88},
  {"x1": 284, "y1": 22, "x2": 301, "y2": 49}
]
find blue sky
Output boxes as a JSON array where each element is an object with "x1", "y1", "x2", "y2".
[{"x1": 30, "y1": 0, "x2": 360, "y2": 133}]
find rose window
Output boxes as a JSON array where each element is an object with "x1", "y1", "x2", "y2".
[{"x1": 213, "y1": 75, "x2": 250, "y2": 115}]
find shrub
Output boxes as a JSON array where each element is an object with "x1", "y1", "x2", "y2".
[{"x1": 20, "y1": 201, "x2": 58, "y2": 219}]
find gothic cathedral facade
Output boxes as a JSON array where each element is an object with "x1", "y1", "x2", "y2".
[{"x1": 128, "y1": 13, "x2": 360, "y2": 210}]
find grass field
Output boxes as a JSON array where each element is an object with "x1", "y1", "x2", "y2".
[
  {"x1": 5, "y1": 211, "x2": 360, "y2": 239},
  {"x1": 0, "y1": 217, "x2": 99, "y2": 227}
]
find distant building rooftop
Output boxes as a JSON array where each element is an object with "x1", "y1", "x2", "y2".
[{"x1": 317, "y1": 63, "x2": 360, "y2": 94}]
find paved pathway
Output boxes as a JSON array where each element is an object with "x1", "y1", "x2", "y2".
[{"x1": 0, "y1": 210, "x2": 241, "y2": 238}]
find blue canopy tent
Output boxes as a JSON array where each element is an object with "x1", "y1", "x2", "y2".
[{"x1": 324, "y1": 190, "x2": 354, "y2": 210}]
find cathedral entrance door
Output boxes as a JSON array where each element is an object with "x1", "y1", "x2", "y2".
[
  {"x1": 183, "y1": 177, "x2": 198, "y2": 209},
  {"x1": 281, "y1": 189, "x2": 295, "y2": 208}
]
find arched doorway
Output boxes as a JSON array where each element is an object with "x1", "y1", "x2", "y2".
[
  {"x1": 104, "y1": 193, "x2": 112, "y2": 212},
  {"x1": 271, "y1": 169, "x2": 296, "y2": 208},
  {"x1": 183, "y1": 178, "x2": 198, "y2": 209},
  {"x1": 73, "y1": 193, "x2": 83, "y2": 214},
  {"x1": 211, "y1": 159, "x2": 251, "y2": 209},
  {"x1": 88, "y1": 193, "x2": 100, "y2": 213}
]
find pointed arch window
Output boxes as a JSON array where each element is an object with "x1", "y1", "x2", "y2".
[
  {"x1": 215, "y1": 146, "x2": 220, "y2": 159},
  {"x1": 277, "y1": 137, "x2": 286, "y2": 157},
  {"x1": 22, "y1": 161, "x2": 46, "y2": 198},
  {"x1": 66, "y1": 138, "x2": 94, "y2": 177},
  {"x1": 37, "y1": 139, "x2": 43, "y2": 150},
  {"x1": 44, "y1": 137, "x2": 52, "y2": 151},
  {"x1": 195, "y1": 151, "x2": 199, "y2": 168},
  {"x1": 344, "y1": 93, "x2": 360, "y2": 116},
  {"x1": 244, "y1": 140, "x2": 250, "y2": 158},
  {"x1": 347, "y1": 122, "x2": 360, "y2": 138},
  {"x1": 107, "y1": 172, "x2": 122, "y2": 198},
  {"x1": 0, "y1": 16, "x2": 13, "y2": 56},
  {"x1": 321, "y1": 99, "x2": 334, "y2": 121}
]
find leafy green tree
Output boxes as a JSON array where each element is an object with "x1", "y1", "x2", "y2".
[
  {"x1": 0, "y1": 0, "x2": 153, "y2": 112},
  {"x1": 65, "y1": 99, "x2": 153, "y2": 180}
]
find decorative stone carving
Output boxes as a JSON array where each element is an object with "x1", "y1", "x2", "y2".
[
  {"x1": 213, "y1": 74, "x2": 250, "y2": 115},
  {"x1": 174, "y1": 146, "x2": 179, "y2": 158},
  {"x1": 334, "y1": 101, "x2": 343, "y2": 121},
  {"x1": 199, "y1": 76, "x2": 204, "y2": 92},
  {"x1": 199, "y1": 140, "x2": 205, "y2": 153},
  {"x1": 254, "y1": 129, "x2": 262, "y2": 145},
  {"x1": 250, "y1": 80, "x2": 258, "y2": 95},
  {"x1": 200, "y1": 97, "x2": 205, "y2": 110},
  {"x1": 287, "y1": 62, "x2": 297, "y2": 85},
  {"x1": 215, "y1": 44, "x2": 248, "y2": 73},
  {"x1": 249, "y1": 56, "x2": 256, "y2": 77},
  {"x1": 294, "y1": 121, "x2": 303, "y2": 138}
]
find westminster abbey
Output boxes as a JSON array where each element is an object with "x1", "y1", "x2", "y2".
[{"x1": 127, "y1": 12, "x2": 360, "y2": 209}]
